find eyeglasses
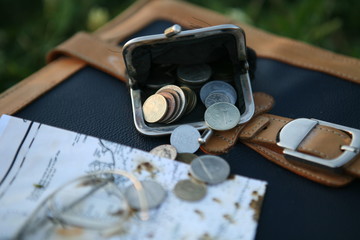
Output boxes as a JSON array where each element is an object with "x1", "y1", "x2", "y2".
[{"x1": 17, "y1": 170, "x2": 151, "y2": 239}]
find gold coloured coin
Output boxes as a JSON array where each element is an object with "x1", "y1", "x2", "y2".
[
  {"x1": 142, "y1": 94, "x2": 168, "y2": 123},
  {"x1": 173, "y1": 179, "x2": 207, "y2": 202}
]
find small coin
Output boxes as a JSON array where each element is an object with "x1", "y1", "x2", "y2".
[
  {"x1": 176, "y1": 153, "x2": 198, "y2": 164},
  {"x1": 150, "y1": 144, "x2": 177, "y2": 160},
  {"x1": 177, "y1": 64, "x2": 212, "y2": 85},
  {"x1": 173, "y1": 179, "x2": 207, "y2": 202},
  {"x1": 142, "y1": 94, "x2": 168, "y2": 123},
  {"x1": 170, "y1": 125, "x2": 201, "y2": 153},
  {"x1": 200, "y1": 80, "x2": 237, "y2": 105},
  {"x1": 159, "y1": 89, "x2": 181, "y2": 124},
  {"x1": 204, "y1": 92, "x2": 231, "y2": 108},
  {"x1": 204, "y1": 102, "x2": 241, "y2": 131},
  {"x1": 125, "y1": 180, "x2": 167, "y2": 209},
  {"x1": 157, "y1": 85, "x2": 186, "y2": 123},
  {"x1": 157, "y1": 91, "x2": 176, "y2": 123},
  {"x1": 190, "y1": 155, "x2": 230, "y2": 184},
  {"x1": 181, "y1": 86, "x2": 197, "y2": 115}
]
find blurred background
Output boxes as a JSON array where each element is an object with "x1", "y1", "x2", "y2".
[{"x1": 0, "y1": 0, "x2": 359, "y2": 92}]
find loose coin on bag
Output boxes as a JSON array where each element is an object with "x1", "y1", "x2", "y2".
[
  {"x1": 200, "y1": 80, "x2": 237, "y2": 105},
  {"x1": 149, "y1": 144, "x2": 177, "y2": 160},
  {"x1": 142, "y1": 94, "x2": 168, "y2": 123},
  {"x1": 204, "y1": 102, "x2": 241, "y2": 131},
  {"x1": 125, "y1": 180, "x2": 167, "y2": 209},
  {"x1": 170, "y1": 125, "x2": 201, "y2": 153},
  {"x1": 176, "y1": 153, "x2": 198, "y2": 164},
  {"x1": 190, "y1": 155, "x2": 230, "y2": 185},
  {"x1": 204, "y1": 92, "x2": 231, "y2": 108},
  {"x1": 177, "y1": 64, "x2": 212, "y2": 86},
  {"x1": 173, "y1": 179, "x2": 207, "y2": 202}
]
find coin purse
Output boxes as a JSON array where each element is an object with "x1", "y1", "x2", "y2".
[{"x1": 123, "y1": 24, "x2": 255, "y2": 136}]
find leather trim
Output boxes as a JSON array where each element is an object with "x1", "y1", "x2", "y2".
[
  {"x1": 47, "y1": 32, "x2": 126, "y2": 80},
  {"x1": 0, "y1": 58, "x2": 85, "y2": 114}
]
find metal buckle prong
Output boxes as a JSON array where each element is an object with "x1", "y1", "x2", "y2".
[{"x1": 277, "y1": 118, "x2": 360, "y2": 169}]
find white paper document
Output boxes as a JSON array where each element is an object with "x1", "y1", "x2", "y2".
[{"x1": 0, "y1": 115, "x2": 266, "y2": 240}]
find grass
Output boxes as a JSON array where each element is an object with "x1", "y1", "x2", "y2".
[{"x1": 0, "y1": 0, "x2": 359, "y2": 92}]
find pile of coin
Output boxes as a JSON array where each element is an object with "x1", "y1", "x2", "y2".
[
  {"x1": 142, "y1": 85, "x2": 197, "y2": 124},
  {"x1": 149, "y1": 142, "x2": 231, "y2": 202}
]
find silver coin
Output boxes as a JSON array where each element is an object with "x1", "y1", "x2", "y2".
[
  {"x1": 176, "y1": 153, "x2": 198, "y2": 164},
  {"x1": 204, "y1": 102, "x2": 241, "y2": 131},
  {"x1": 170, "y1": 125, "x2": 201, "y2": 153},
  {"x1": 177, "y1": 64, "x2": 212, "y2": 85},
  {"x1": 125, "y1": 180, "x2": 167, "y2": 209},
  {"x1": 173, "y1": 179, "x2": 207, "y2": 202},
  {"x1": 149, "y1": 144, "x2": 177, "y2": 160},
  {"x1": 204, "y1": 92, "x2": 231, "y2": 108},
  {"x1": 200, "y1": 80, "x2": 237, "y2": 104},
  {"x1": 190, "y1": 155, "x2": 230, "y2": 184}
]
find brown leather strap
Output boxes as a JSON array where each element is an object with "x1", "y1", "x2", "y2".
[
  {"x1": 47, "y1": 32, "x2": 126, "y2": 80},
  {"x1": 203, "y1": 111, "x2": 358, "y2": 187},
  {"x1": 243, "y1": 114, "x2": 360, "y2": 187},
  {"x1": 200, "y1": 92, "x2": 274, "y2": 154}
]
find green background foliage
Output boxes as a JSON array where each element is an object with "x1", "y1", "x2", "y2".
[{"x1": 0, "y1": 0, "x2": 359, "y2": 92}]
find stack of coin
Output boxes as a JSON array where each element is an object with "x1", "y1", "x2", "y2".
[
  {"x1": 176, "y1": 63, "x2": 212, "y2": 87},
  {"x1": 200, "y1": 80, "x2": 237, "y2": 108},
  {"x1": 142, "y1": 85, "x2": 197, "y2": 124}
]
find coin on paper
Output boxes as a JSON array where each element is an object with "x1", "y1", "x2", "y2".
[
  {"x1": 142, "y1": 94, "x2": 168, "y2": 123},
  {"x1": 150, "y1": 144, "x2": 177, "y2": 160},
  {"x1": 125, "y1": 180, "x2": 167, "y2": 209},
  {"x1": 176, "y1": 153, "x2": 198, "y2": 164},
  {"x1": 173, "y1": 179, "x2": 207, "y2": 202},
  {"x1": 190, "y1": 155, "x2": 230, "y2": 184},
  {"x1": 177, "y1": 64, "x2": 212, "y2": 85},
  {"x1": 205, "y1": 102, "x2": 240, "y2": 131},
  {"x1": 170, "y1": 125, "x2": 201, "y2": 153}
]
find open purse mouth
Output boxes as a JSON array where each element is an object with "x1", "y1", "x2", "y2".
[{"x1": 123, "y1": 24, "x2": 255, "y2": 136}]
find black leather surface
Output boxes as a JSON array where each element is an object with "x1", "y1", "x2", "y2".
[{"x1": 15, "y1": 20, "x2": 360, "y2": 240}]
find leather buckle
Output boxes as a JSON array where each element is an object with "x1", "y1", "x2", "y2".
[{"x1": 277, "y1": 118, "x2": 360, "y2": 169}]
